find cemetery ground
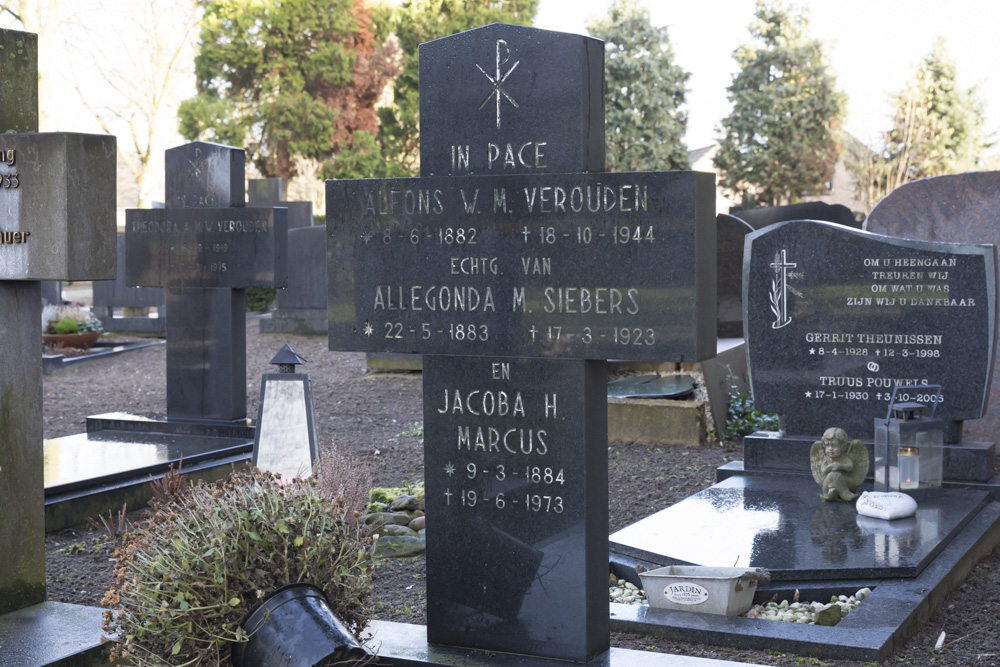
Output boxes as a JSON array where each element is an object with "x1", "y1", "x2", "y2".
[{"x1": 39, "y1": 321, "x2": 1000, "y2": 666}]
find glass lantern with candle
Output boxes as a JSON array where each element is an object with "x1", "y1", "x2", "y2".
[{"x1": 874, "y1": 385, "x2": 944, "y2": 492}]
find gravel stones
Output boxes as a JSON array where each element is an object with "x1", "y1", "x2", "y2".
[
  {"x1": 609, "y1": 577, "x2": 649, "y2": 606},
  {"x1": 744, "y1": 587, "x2": 871, "y2": 625}
]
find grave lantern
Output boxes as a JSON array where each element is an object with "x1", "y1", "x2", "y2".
[
  {"x1": 252, "y1": 343, "x2": 318, "y2": 480},
  {"x1": 874, "y1": 385, "x2": 944, "y2": 492}
]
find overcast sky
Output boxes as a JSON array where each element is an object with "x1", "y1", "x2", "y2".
[{"x1": 535, "y1": 0, "x2": 1000, "y2": 151}]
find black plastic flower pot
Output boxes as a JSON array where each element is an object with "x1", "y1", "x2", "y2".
[{"x1": 231, "y1": 583, "x2": 369, "y2": 667}]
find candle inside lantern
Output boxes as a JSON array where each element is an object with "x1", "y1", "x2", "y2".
[{"x1": 899, "y1": 446, "x2": 920, "y2": 490}]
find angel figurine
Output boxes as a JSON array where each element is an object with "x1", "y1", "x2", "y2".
[{"x1": 810, "y1": 427, "x2": 869, "y2": 502}]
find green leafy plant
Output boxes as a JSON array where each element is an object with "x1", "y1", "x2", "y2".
[
  {"x1": 368, "y1": 481, "x2": 425, "y2": 511},
  {"x1": 245, "y1": 287, "x2": 276, "y2": 313},
  {"x1": 725, "y1": 370, "x2": 779, "y2": 442},
  {"x1": 41, "y1": 304, "x2": 103, "y2": 334},
  {"x1": 101, "y1": 466, "x2": 373, "y2": 666}
]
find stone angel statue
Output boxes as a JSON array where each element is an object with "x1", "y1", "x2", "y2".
[{"x1": 810, "y1": 427, "x2": 869, "y2": 502}]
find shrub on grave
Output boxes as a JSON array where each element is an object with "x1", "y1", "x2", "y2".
[{"x1": 101, "y1": 466, "x2": 373, "y2": 666}]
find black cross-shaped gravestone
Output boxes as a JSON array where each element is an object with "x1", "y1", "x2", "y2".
[
  {"x1": 327, "y1": 24, "x2": 716, "y2": 662},
  {"x1": 125, "y1": 142, "x2": 287, "y2": 422},
  {"x1": 0, "y1": 27, "x2": 117, "y2": 615}
]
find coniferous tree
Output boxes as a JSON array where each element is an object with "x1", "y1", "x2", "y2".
[
  {"x1": 178, "y1": 0, "x2": 403, "y2": 180},
  {"x1": 714, "y1": 1, "x2": 845, "y2": 206},
  {"x1": 376, "y1": 0, "x2": 538, "y2": 176},
  {"x1": 586, "y1": 0, "x2": 690, "y2": 171},
  {"x1": 853, "y1": 37, "x2": 990, "y2": 213}
]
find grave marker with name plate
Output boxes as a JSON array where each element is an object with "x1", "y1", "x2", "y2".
[
  {"x1": 744, "y1": 220, "x2": 996, "y2": 439},
  {"x1": 126, "y1": 142, "x2": 287, "y2": 421},
  {"x1": 328, "y1": 23, "x2": 716, "y2": 664},
  {"x1": 423, "y1": 355, "x2": 607, "y2": 661},
  {"x1": 327, "y1": 171, "x2": 716, "y2": 361}
]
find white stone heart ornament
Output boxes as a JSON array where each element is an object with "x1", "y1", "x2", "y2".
[{"x1": 856, "y1": 491, "x2": 918, "y2": 520}]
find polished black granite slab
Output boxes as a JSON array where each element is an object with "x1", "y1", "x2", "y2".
[
  {"x1": 0, "y1": 601, "x2": 109, "y2": 666},
  {"x1": 611, "y1": 499, "x2": 1000, "y2": 662},
  {"x1": 44, "y1": 430, "x2": 250, "y2": 493},
  {"x1": 609, "y1": 475, "x2": 989, "y2": 581},
  {"x1": 744, "y1": 220, "x2": 997, "y2": 438},
  {"x1": 327, "y1": 171, "x2": 716, "y2": 362},
  {"x1": 423, "y1": 356, "x2": 608, "y2": 662},
  {"x1": 742, "y1": 431, "x2": 996, "y2": 483},
  {"x1": 364, "y1": 620, "x2": 747, "y2": 667}
]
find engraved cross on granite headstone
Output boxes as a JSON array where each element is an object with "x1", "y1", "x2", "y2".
[
  {"x1": 125, "y1": 142, "x2": 287, "y2": 422},
  {"x1": 327, "y1": 23, "x2": 716, "y2": 663},
  {"x1": 0, "y1": 27, "x2": 116, "y2": 614}
]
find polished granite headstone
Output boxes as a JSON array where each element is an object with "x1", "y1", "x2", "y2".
[
  {"x1": 423, "y1": 355, "x2": 608, "y2": 661},
  {"x1": 609, "y1": 475, "x2": 990, "y2": 581},
  {"x1": 260, "y1": 224, "x2": 328, "y2": 334},
  {"x1": 327, "y1": 171, "x2": 716, "y2": 361},
  {"x1": 418, "y1": 23, "x2": 604, "y2": 176},
  {"x1": 248, "y1": 176, "x2": 313, "y2": 229},
  {"x1": 125, "y1": 142, "x2": 287, "y2": 421},
  {"x1": 744, "y1": 220, "x2": 996, "y2": 439},
  {"x1": 250, "y1": 177, "x2": 326, "y2": 334},
  {"x1": 93, "y1": 235, "x2": 166, "y2": 333},
  {"x1": 716, "y1": 213, "x2": 754, "y2": 338},
  {"x1": 730, "y1": 201, "x2": 859, "y2": 231},
  {"x1": 330, "y1": 22, "x2": 714, "y2": 665},
  {"x1": 865, "y1": 171, "x2": 1000, "y2": 444}
]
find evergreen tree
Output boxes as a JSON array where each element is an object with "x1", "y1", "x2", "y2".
[
  {"x1": 852, "y1": 38, "x2": 990, "y2": 214},
  {"x1": 714, "y1": 1, "x2": 845, "y2": 206},
  {"x1": 178, "y1": 0, "x2": 402, "y2": 180},
  {"x1": 586, "y1": 0, "x2": 689, "y2": 171},
  {"x1": 376, "y1": 0, "x2": 538, "y2": 176}
]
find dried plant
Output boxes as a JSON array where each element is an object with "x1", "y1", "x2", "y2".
[
  {"x1": 314, "y1": 439, "x2": 374, "y2": 528},
  {"x1": 148, "y1": 458, "x2": 190, "y2": 507},
  {"x1": 102, "y1": 467, "x2": 373, "y2": 666},
  {"x1": 86, "y1": 503, "x2": 130, "y2": 540}
]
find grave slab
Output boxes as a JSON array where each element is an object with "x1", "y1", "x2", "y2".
[
  {"x1": 364, "y1": 620, "x2": 748, "y2": 667},
  {"x1": 864, "y1": 171, "x2": 1000, "y2": 443},
  {"x1": 0, "y1": 601, "x2": 109, "y2": 666},
  {"x1": 744, "y1": 219, "x2": 996, "y2": 439},
  {"x1": 609, "y1": 475, "x2": 989, "y2": 581},
  {"x1": 610, "y1": 499, "x2": 1000, "y2": 662},
  {"x1": 43, "y1": 429, "x2": 250, "y2": 530}
]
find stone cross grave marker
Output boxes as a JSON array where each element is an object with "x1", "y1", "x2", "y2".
[
  {"x1": 125, "y1": 142, "x2": 287, "y2": 422},
  {"x1": 742, "y1": 220, "x2": 996, "y2": 477},
  {"x1": 0, "y1": 27, "x2": 116, "y2": 614},
  {"x1": 327, "y1": 23, "x2": 716, "y2": 662}
]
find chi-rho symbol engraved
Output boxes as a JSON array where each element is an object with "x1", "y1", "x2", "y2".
[{"x1": 476, "y1": 39, "x2": 520, "y2": 129}]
